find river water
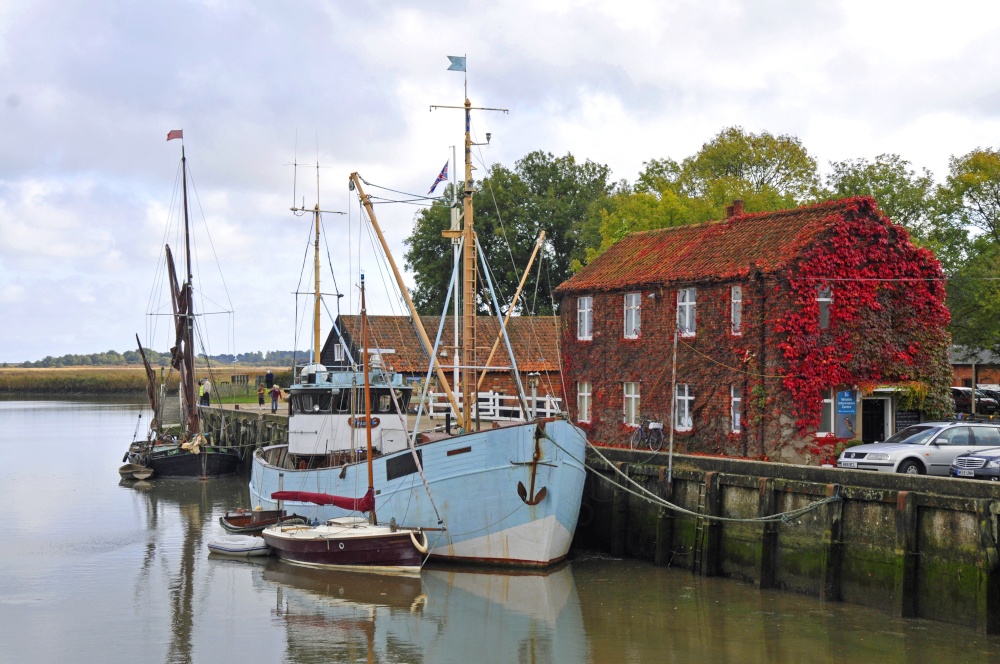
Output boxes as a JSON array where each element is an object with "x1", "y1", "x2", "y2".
[{"x1": 1, "y1": 398, "x2": 998, "y2": 663}]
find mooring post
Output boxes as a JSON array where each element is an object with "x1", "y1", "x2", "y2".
[
  {"x1": 610, "y1": 462, "x2": 628, "y2": 558},
  {"x1": 975, "y1": 499, "x2": 1000, "y2": 634},
  {"x1": 894, "y1": 490, "x2": 919, "y2": 618},
  {"x1": 819, "y1": 483, "x2": 843, "y2": 602},
  {"x1": 756, "y1": 477, "x2": 777, "y2": 589}
]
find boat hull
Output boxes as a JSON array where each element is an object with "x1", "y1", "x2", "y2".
[
  {"x1": 207, "y1": 534, "x2": 271, "y2": 557},
  {"x1": 250, "y1": 418, "x2": 587, "y2": 566},
  {"x1": 262, "y1": 523, "x2": 423, "y2": 573},
  {"x1": 132, "y1": 445, "x2": 241, "y2": 479},
  {"x1": 220, "y1": 509, "x2": 305, "y2": 534}
]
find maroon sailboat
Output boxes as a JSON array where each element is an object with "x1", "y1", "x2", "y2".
[{"x1": 261, "y1": 272, "x2": 427, "y2": 574}]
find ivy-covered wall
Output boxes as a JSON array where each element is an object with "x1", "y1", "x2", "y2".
[{"x1": 559, "y1": 198, "x2": 953, "y2": 465}]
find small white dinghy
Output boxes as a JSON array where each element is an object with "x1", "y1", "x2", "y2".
[{"x1": 207, "y1": 534, "x2": 271, "y2": 557}]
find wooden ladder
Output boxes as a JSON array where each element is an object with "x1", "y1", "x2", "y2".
[{"x1": 692, "y1": 480, "x2": 708, "y2": 575}]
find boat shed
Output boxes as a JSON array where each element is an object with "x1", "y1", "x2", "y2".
[{"x1": 553, "y1": 197, "x2": 953, "y2": 464}]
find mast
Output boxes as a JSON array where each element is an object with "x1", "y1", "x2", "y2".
[
  {"x1": 460, "y1": 99, "x2": 476, "y2": 432},
  {"x1": 180, "y1": 145, "x2": 199, "y2": 435},
  {"x1": 361, "y1": 272, "x2": 376, "y2": 525},
  {"x1": 312, "y1": 204, "x2": 322, "y2": 363}
]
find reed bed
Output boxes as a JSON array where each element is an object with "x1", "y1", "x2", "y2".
[{"x1": 0, "y1": 366, "x2": 293, "y2": 395}]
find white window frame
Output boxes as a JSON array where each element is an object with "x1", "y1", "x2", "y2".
[
  {"x1": 731, "y1": 285, "x2": 742, "y2": 336},
  {"x1": 818, "y1": 388, "x2": 835, "y2": 435},
  {"x1": 333, "y1": 343, "x2": 345, "y2": 362},
  {"x1": 677, "y1": 287, "x2": 696, "y2": 337},
  {"x1": 674, "y1": 383, "x2": 693, "y2": 431},
  {"x1": 817, "y1": 285, "x2": 833, "y2": 330},
  {"x1": 623, "y1": 381, "x2": 640, "y2": 425},
  {"x1": 623, "y1": 292, "x2": 641, "y2": 339},
  {"x1": 577, "y1": 380, "x2": 592, "y2": 423},
  {"x1": 731, "y1": 385, "x2": 742, "y2": 433},
  {"x1": 577, "y1": 296, "x2": 593, "y2": 341}
]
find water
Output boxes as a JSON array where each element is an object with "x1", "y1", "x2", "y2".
[{"x1": 1, "y1": 399, "x2": 999, "y2": 663}]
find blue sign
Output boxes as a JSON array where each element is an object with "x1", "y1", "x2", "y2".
[
  {"x1": 836, "y1": 390, "x2": 858, "y2": 439},
  {"x1": 836, "y1": 390, "x2": 857, "y2": 415}
]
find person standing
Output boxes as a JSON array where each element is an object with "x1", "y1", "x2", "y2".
[
  {"x1": 270, "y1": 384, "x2": 281, "y2": 414},
  {"x1": 257, "y1": 383, "x2": 266, "y2": 410},
  {"x1": 265, "y1": 369, "x2": 274, "y2": 389},
  {"x1": 201, "y1": 378, "x2": 212, "y2": 406},
  {"x1": 198, "y1": 379, "x2": 205, "y2": 407}
]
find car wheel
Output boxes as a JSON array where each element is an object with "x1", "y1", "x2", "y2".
[{"x1": 898, "y1": 460, "x2": 924, "y2": 475}]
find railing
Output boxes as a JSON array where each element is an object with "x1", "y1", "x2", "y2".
[{"x1": 421, "y1": 391, "x2": 563, "y2": 422}]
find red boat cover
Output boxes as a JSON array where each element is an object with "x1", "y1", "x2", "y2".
[{"x1": 270, "y1": 488, "x2": 374, "y2": 512}]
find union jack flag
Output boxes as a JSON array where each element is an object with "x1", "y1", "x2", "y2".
[{"x1": 428, "y1": 161, "x2": 449, "y2": 195}]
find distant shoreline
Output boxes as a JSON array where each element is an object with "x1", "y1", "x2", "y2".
[{"x1": 0, "y1": 366, "x2": 292, "y2": 395}]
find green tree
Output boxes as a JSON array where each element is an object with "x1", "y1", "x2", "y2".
[
  {"x1": 946, "y1": 239, "x2": 1000, "y2": 354},
  {"x1": 404, "y1": 152, "x2": 615, "y2": 315},
  {"x1": 824, "y1": 154, "x2": 935, "y2": 234},
  {"x1": 942, "y1": 148, "x2": 1000, "y2": 246}
]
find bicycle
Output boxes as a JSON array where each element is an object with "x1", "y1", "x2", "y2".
[{"x1": 629, "y1": 415, "x2": 664, "y2": 451}]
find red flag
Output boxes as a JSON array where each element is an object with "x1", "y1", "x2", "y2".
[{"x1": 166, "y1": 129, "x2": 183, "y2": 141}]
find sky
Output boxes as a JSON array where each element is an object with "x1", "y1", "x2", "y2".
[{"x1": 3, "y1": 0, "x2": 1000, "y2": 363}]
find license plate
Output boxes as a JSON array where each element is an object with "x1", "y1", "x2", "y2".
[
  {"x1": 840, "y1": 461, "x2": 857, "y2": 469},
  {"x1": 957, "y1": 469, "x2": 975, "y2": 477}
]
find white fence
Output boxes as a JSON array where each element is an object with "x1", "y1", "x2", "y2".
[{"x1": 421, "y1": 391, "x2": 563, "y2": 422}]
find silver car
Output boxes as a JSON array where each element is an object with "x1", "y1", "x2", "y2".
[{"x1": 837, "y1": 421, "x2": 1000, "y2": 475}]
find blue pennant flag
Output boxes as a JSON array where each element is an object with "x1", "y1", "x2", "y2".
[
  {"x1": 447, "y1": 55, "x2": 466, "y2": 72},
  {"x1": 428, "y1": 161, "x2": 449, "y2": 194}
]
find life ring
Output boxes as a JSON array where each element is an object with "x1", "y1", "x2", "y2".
[{"x1": 409, "y1": 530, "x2": 429, "y2": 554}]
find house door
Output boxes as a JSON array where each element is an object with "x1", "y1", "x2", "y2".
[{"x1": 862, "y1": 399, "x2": 886, "y2": 443}]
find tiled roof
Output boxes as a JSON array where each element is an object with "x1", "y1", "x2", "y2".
[
  {"x1": 336, "y1": 315, "x2": 560, "y2": 373},
  {"x1": 556, "y1": 197, "x2": 881, "y2": 294}
]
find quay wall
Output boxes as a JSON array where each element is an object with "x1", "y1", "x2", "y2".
[
  {"x1": 576, "y1": 448, "x2": 1000, "y2": 633},
  {"x1": 200, "y1": 406, "x2": 288, "y2": 459}
]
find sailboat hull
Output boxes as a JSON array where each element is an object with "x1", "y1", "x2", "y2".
[
  {"x1": 250, "y1": 418, "x2": 587, "y2": 566},
  {"x1": 132, "y1": 445, "x2": 241, "y2": 479}
]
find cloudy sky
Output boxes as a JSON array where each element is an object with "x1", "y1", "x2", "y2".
[{"x1": 3, "y1": 0, "x2": 1000, "y2": 363}]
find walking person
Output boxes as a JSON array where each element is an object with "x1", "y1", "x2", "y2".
[
  {"x1": 198, "y1": 379, "x2": 206, "y2": 407},
  {"x1": 270, "y1": 384, "x2": 281, "y2": 414},
  {"x1": 257, "y1": 383, "x2": 266, "y2": 411},
  {"x1": 201, "y1": 378, "x2": 212, "y2": 407}
]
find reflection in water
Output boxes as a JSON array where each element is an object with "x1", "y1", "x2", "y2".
[{"x1": 258, "y1": 562, "x2": 586, "y2": 664}]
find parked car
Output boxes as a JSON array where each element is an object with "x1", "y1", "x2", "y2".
[
  {"x1": 951, "y1": 387, "x2": 1000, "y2": 415},
  {"x1": 837, "y1": 421, "x2": 1000, "y2": 475},
  {"x1": 951, "y1": 443, "x2": 1000, "y2": 481},
  {"x1": 977, "y1": 387, "x2": 1000, "y2": 405}
]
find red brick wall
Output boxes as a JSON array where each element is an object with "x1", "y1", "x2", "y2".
[{"x1": 952, "y1": 366, "x2": 1000, "y2": 387}]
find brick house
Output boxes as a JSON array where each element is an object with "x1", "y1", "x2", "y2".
[
  {"x1": 951, "y1": 348, "x2": 1000, "y2": 388},
  {"x1": 554, "y1": 197, "x2": 953, "y2": 464},
  {"x1": 318, "y1": 315, "x2": 563, "y2": 401}
]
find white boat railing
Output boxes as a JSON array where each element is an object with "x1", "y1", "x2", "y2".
[{"x1": 421, "y1": 391, "x2": 563, "y2": 422}]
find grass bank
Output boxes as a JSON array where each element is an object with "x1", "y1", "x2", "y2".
[{"x1": 0, "y1": 366, "x2": 294, "y2": 395}]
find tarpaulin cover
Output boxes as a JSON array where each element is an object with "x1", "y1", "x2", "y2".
[{"x1": 271, "y1": 488, "x2": 374, "y2": 512}]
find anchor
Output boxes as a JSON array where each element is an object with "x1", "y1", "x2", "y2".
[{"x1": 516, "y1": 427, "x2": 549, "y2": 506}]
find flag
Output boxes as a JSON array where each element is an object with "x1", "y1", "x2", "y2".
[
  {"x1": 166, "y1": 129, "x2": 183, "y2": 141},
  {"x1": 428, "y1": 161, "x2": 449, "y2": 194},
  {"x1": 447, "y1": 56, "x2": 466, "y2": 72}
]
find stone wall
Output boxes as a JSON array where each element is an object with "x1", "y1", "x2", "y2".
[{"x1": 577, "y1": 448, "x2": 1000, "y2": 633}]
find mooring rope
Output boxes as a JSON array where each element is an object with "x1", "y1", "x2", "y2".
[{"x1": 584, "y1": 441, "x2": 841, "y2": 524}]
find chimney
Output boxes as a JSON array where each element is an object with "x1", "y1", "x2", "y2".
[
  {"x1": 732, "y1": 199, "x2": 744, "y2": 217},
  {"x1": 726, "y1": 204, "x2": 735, "y2": 218}
]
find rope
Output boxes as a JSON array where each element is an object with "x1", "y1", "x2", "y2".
[{"x1": 585, "y1": 441, "x2": 841, "y2": 524}]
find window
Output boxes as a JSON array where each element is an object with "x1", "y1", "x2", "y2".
[
  {"x1": 818, "y1": 389, "x2": 834, "y2": 435},
  {"x1": 936, "y1": 426, "x2": 972, "y2": 446},
  {"x1": 623, "y1": 382, "x2": 640, "y2": 425},
  {"x1": 577, "y1": 380, "x2": 592, "y2": 423},
  {"x1": 817, "y1": 286, "x2": 833, "y2": 330},
  {"x1": 731, "y1": 385, "x2": 742, "y2": 433},
  {"x1": 731, "y1": 285, "x2": 742, "y2": 335},
  {"x1": 624, "y1": 293, "x2": 640, "y2": 339},
  {"x1": 675, "y1": 383, "x2": 693, "y2": 431},
  {"x1": 677, "y1": 288, "x2": 696, "y2": 337},
  {"x1": 577, "y1": 296, "x2": 593, "y2": 340},
  {"x1": 334, "y1": 343, "x2": 345, "y2": 362}
]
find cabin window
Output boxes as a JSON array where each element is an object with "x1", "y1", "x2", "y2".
[
  {"x1": 818, "y1": 389, "x2": 835, "y2": 435},
  {"x1": 623, "y1": 381, "x2": 640, "y2": 425},
  {"x1": 731, "y1": 285, "x2": 742, "y2": 335},
  {"x1": 677, "y1": 288, "x2": 696, "y2": 337},
  {"x1": 577, "y1": 296, "x2": 593, "y2": 340},
  {"x1": 674, "y1": 383, "x2": 693, "y2": 431},
  {"x1": 817, "y1": 286, "x2": 833, "y2": 330},
  {"x1": 624, "y1": 292, "x2": 641, "y2": 339},
  {"x1": 334, "y1": 343, "x2": 345, "y2": 362},
  {"x1": 731, "y1": 385, "x2": 742, "y2": 433},
  {"x1": 577, "y1": 380, "x2": 592, "y2": 423},
  {"x1": 378, "y1": 394, "x2": 391, "y2": 412}
]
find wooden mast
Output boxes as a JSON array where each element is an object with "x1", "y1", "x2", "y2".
[
  {"x1": 460, "y1": 98, "x2": 476, "y2": 432},
  {"x1": 180, "y1": 145, "x2": 199, "y2": 435},
  {"x1": 361, "y1": 272, "x2": 376, "y2": 525},
  {"x1": 312, "y1": 204, "x2": 322, "y2": 363}
]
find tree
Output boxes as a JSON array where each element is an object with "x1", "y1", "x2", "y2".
[
  {"x1": 825, "y1": 154, "x2": 935, "y2": 234},
  {"x1": 678, "y1": 126, "x2": 820, "y2": 206},
  {"x1": 404, "y1": 152, "x2": 615, "y2": 315},
  {"x1": 942, "y1": 148, "x2": 1000, "y2": 246},
  {"x1": 946, "y1": 239, "x2": 1000, "y2": 354}
]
